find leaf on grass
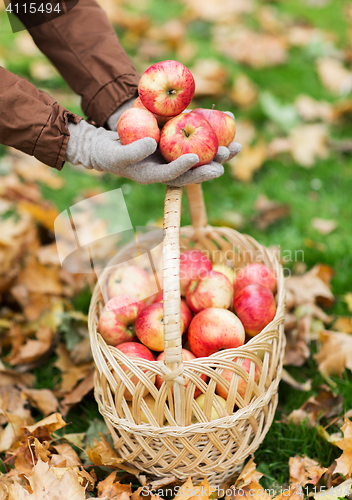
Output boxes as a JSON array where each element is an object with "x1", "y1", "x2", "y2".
[
  {"x1": 231, "y1": 75, "x2": 258, "y2": 108},
  {"x1": 60, "y1": 370, "x2": 95, "y2": 416},
  {"x1": 335, "y1": 418, "x2": 352, "y2": 477},
  {"x1": 316, "y1": 58, "x2": 352, "y2": 96},
  {"x1": 281, "y1": 369, "x2": 312, "y2": 392},
  {"x1": 190, "y1": 59, "x2": 228, "y2": 97},
  {"x1": 51, "y1": 443, "x2": 81, "y2": 467},
  {"x1": 284, "y1": 314, "x2": 312, "y2": 367},
  {"x1": 8, "y1": 326, "x2": 55, "y2": 366},
  {"x1": 226, "y1": 481, "x2": 273, "y2": 500},
  {"x1": 0, "y1": 363, "x2": 35, "y2": 388},
  {"x1": 87, "y1": 434, "x2": 139, "y2": 475},
  {"x1": 311, "y1": 218, "x2": 337, "y2": 235},
  {"x1": 229, "y1": 141, "x2": 267, "y2": 182},
  {"x1": 235, "y1": 458, "x2": 264, "y2": 488},
  {"x1": 294, "y1": 95, "x2": 333, "y2": 123},
  {"x1": 97, "y1": 471, "x2": 132, "y2": 499},
  {"x1": 289, "y1": 124, "x2": 329, "y2": 168},
  {"x1": 315, "y1": 330, "x2": 352, "y2": 378},
  {"x1": 252, "y1": 194, "x2": 291, "y2": 230},
  {"x1": 333, "y1": 317, "x2": 352, "y2": 334},
  {"x1": 285, "y1": 264, "x2": 334, "y2": 310},
  {"x1": 8, "y1": 459, "x2": 86, "y2": 499},
  {"x1": 54, "y1": 344, "x2": 94, "y2": 396},
  {"x1": 214, "y1": 27, "x2": 287, "y2": 68},
  {"x1": 289, "y1": 455, "x2": 327, "y2": 486},
  {"x1": 23, "y1": 413, "x2": 66, "y2": 438},
  {"x1": 288, "y1": 386, "x2": 342, "y2": 427},
  {"x1": 312, "y1": 479, "x2": 352, "y2": 500},
  {"x1": 22, "y1": 389, "x2": 59, "y2": 417},
  {"x1": 184, "y1": 0, "x2": 254, "y2": 22},
  {"x1": 0, "y1": 413, "x2": 26, "y2": 453}
]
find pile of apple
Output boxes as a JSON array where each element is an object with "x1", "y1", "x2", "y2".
[
  {"x1": 117, "y1": 60, "x2": 236, "y2": 166},
  {"x1": 98, "y1": 252, "x2": 277, "y2": 423}
]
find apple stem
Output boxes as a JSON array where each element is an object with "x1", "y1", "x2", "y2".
[
  {"x1": 181, "y1": 127, "x2": 189, "y2": 138},
  {"x1": 212, "y1": 104, "x2": 215, "y2": 110},
  {"x1": 168, "y1": 89, "x2": 177, "y2": 95}
]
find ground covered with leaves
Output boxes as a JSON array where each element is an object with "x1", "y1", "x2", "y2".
[{"x1": 2, "y1": 0, "x2": 352, "y2": 497}]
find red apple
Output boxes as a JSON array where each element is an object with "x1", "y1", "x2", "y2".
[
  {"x1": 114, "y1": 342, "x2": 155, "y2": 401},
  {"x1": 133, "y1": 97, "x2": 173, "y2": 126},
  {"x1": 188, "y1": 308, "x2": 245, "y2": 358},
  {"x1": 153, "y1": 291, "x2": 193, "y2": 332},
  {"x1": 155, "y1": 348, "x2": 206, "y2": 397},
  {"x1": 185, "y1": 270, "x2": 233, "y2": 314},
  {"x1": 138, "y1": 60, "x2": 195, "y2": 117},
  {"x1": 216, "y1": 358, "x2": 260, "y2": 400},
  {"x1": 180, "y1": 250, "x2": 213, "y2": 296},
  {"x1": 98, "y1": 295, "x2": 146, "y2": 346},
  {"x1": 191, "y1": 108, "x2": 236, "y2": 147},
  {"x1": 233, "y1": 284, "x2": 276, "y2": 337},
  {"x1": 135, "y1": 302, "x2": 184, "y2": 352},
  {"x1": 234, "y1": 263, "x2": 276, "y2": 293},
  {"x1": 159, "y1": 113, "x2": 219, "y2": 167},
  {"x1": 107, "y1": 266, "x2": 151, "y2": 302},
  {"x1": 117, "y1": 108, "x2": 160, "y2": 145}
]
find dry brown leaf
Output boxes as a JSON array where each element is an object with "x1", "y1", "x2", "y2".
[
  {"x1": 252, "y1": 194, "x2": 291, "y2": 230},
  {"x1": 12, "y1": 255, "x2": 62, "y2": 296},
  {"x1": 87, "y1": 434, "x2": 139, "y2": 475},
  {"x1": 289, "y1": 124, "x2": 329, "y2": 168},
  {"x1": 190, "y1": 59, "x2": 227, "y2": 97},
  {"x1": 231, "y1": 75, "x2": 258, "y2": 108},
  {"x1": 335, "y1": 418, "x2": 352, "y2": 477},
  {"x1": 0, "y1": 362, "x2": 35, "y2": 387},
  {"x1": 288, "y1": 386, "x2": 342, "y2": 427},
  {"x1": 23, "y1": 413, "x2": 67, "y2": 437},
  {"x1": 226, "y1": 480, "x2": 273, "y2": 500},
  {"x1": 229, "y1": 141, "x2": 267, "y2": 182},
  {"x1": 22, "y1": 389, "x2": 59, "y2": 417},
  {"x1": 284, "y1": 315, "x2": 312, "y2": 367},
  {"x1": 0, "y1": 413, "x2": 26, "y2": 453},
  {"x1": 235, "y1": 458, "x2": 264, "y2": 488},
  {"x1": 289, "y1": 456, "x2": 327, "y2": 486},
  {"x1": 285, "y1": 264, "x2": 334, "y2": 310},
  {"x1": 97, "y1": 472, "x2": 132, "y2": 499},
  {"x1": 317, "y1": 58, "x2": 352, "y2": 96},
  {"x1": 311, "y1": 218, "x2": 337, "y2": 235},
  {"x1": 8, "y1": 326, "x2": 55, "y2": 366},
  {"x1": 33, "y1": 437, "x2": 51, "y2": 462},
  {"x1": 60, "y1": 370, "x2": 95, "y2": 416},
  {"x1": 333, "y1": 317, "x2": 352, "y2": 334},
  {"x1": 54, "y1": 344, "x2": 93, "y2": 395},
  {"x1": 8, "y1": 458, "x2": 86, "y2": 499},
  {"x1": 215, "y1": 27, "x2": 287, "y2": 68},
  {"x1": 295, "y1": 95, "x2": 333, "y2": 122},
  {"x1": 315, "y1": 330, "x2": 352, "y2": 378},
  {"x1": 0, "y1": 386, "x2": 32, "y2": 425},
  {"x1": 232, "y1": 120, "x2": 256, "y2": 148},
  {"x1": 51, "y1": 443, "x2": 81, "y2": 467}
]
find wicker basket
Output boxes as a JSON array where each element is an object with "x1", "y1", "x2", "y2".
[{"x1": 88, "y1": 183, "x2": 286, "y2": 485}]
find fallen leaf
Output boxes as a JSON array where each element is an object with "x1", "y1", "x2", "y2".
[
  {"x1": 335, "y1": 418, "x2": 352, "y2": 477},
  {"x1": 333, "y1": 317, "x2": 352, "y2": 334},
  {"x1": 281, "y1": 369, "x2": 312, "y2": 392},
  {"x1": 315, "y1": 330, "x2": 352, "y2": 378},
  {"x1": 22, "y1": 389, "x2": 59, "y2": 417},
  {"x1": 190, "y1": 59, "x2": 228, "y2": 97},
  {"x1": 0, "y1": 362, "x2": 35, "y2": 387},
  {"x1": 289, "y1": 124, "x2": 329, "y2": 168},
  {"x1": 295, "y1": 95, "x2": 333, "y2": 122},
  {"x1": 285, "y1": 264, "x2": 334, "y2": 310},
  {"x1": 235, "y1": 458, "x2": 264, "y2": 488},
  {"x1": 231, "y1": 75, "x2": 258, "y2": 108},
  {"x1": 8, "y1": 326, "x2": 55, "y2": 366},
  {"x1": 288, "y1": 386, "x2": 342, "y2": 427},
  {"x1": 311, "y1": 218, "x2": 337, "y2": 235},
  {"x1": 214, "y1": 27, "x2": 287, "y2": 68},
  {"x1": 312, "y1": 479, "x2": 352, "y2": 500},
  {"x1": 97, "y1": 472, "x2": 132, "y2": 499},
  {"x1": 87, "y1": 434, "x2": 139, "y2": 475},
  {"x1": 317, "y1": 57, "x2": 352, "y2": 95},
  {"x1": 23, "y1": 413, "x2": 67, "y2": 437},
  {"x1": 225, "y1": 480, "x2": 273, "y2": 500},
  {"x1": 184, "y1": 0, "x2": 254, "y2": 22},
  {"x1": 8, "y1": 458, "x2": 86, "y2": 499},
  {"x1": 51, "y1": 443, "x2": 81, "y2": 467},
  {"x1": 54, "y1": 344, "x2": 93, "y2": 395},
  {"x1": 252, "y1": 194, "x2": 291, "y2": 230},
  {"x1": 229, "y1": 141, "x2": 267, "y2": 182},
  {"x1": 60, "y1": 370, "x2": 95, "y2": 416},
  {"x1": 0, "y1": 413, "x2": 26, "y2": 453},
  {"x1": 289, "y1": 455, "x2": 327, "y2": 486}
]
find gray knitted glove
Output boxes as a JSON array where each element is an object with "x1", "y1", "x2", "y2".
[
  {"x1": 66, "y1": 120, "x2": 201, "y2": 184},
  {"x1": 106, "y1": 97, "x2": 136, "y2": 132}
]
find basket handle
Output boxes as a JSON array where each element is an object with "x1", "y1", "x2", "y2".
[
  {"x1": 186, "y1": 183, "x2": 208, "y2": 228},
  {"x1": 162, "y1": 186, "x2": 186, "y2": 426}
]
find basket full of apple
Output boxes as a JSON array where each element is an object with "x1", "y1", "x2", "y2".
[{"x1": 88, "y1": 60, "x2": 286, "y2": 484}]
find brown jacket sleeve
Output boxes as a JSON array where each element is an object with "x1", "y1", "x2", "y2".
[
  {"x1": 0, "y1": 67, "x2": 82, "y2": 170},
  {"x1": 25, "y1": 0, "x2": 140, "y2": 126}
]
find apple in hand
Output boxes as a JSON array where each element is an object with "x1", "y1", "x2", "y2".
[
  {"x1": 107, "y1": 266, "x2": 151, "y2": 302},
  {"x1": 234, "y1": 263, "x2": 276, "y2": 293},
  {"x1": 155, "y1": 348, "x2": 206, "y2": 397},
  {"x1": 153, "y1": 291, "x2": 193, "y2": 332},
  {"x1": 192, "y1": 394, "x2": 227, "y2": 422},
  {"x1": 188, "y1": 308, "x2": 245, "y2": 358},
  {"x1": 216, "y1": 358, "x2": 260, "y2": 400},
  {"x1": 159, "y1": 113, "x2": 219, "y2": 168},
  {"x1": 117, "y1": 108, "x2": 160, "y2": 145},
  {"x1": 180, "y1": 250, "x2": 213, "y2": 295},
  {"x1": 133, "y1": 97, "x2": 173, "y2": 126},
  {"x1": 138, "y1": 60, "x2": 195, "y2": 117},
  {"x1": 185, "y1": 270, "x2": 233, "y2": 314},
  {"x1": 233, "y1": 284, "x2": 276, "y2": 337},
  {"x1": 191, "y1": 108, "x2": 236, "y2": 147},
  {"x1": 98, "y1": 295, "x2": 145, "y2": 346},
  {"x1": 135, "y1": 302, "x2": 184, "y2": 352},
  {"x1": 114, "y1": 342, "x2": 155, "y2": 400}
]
